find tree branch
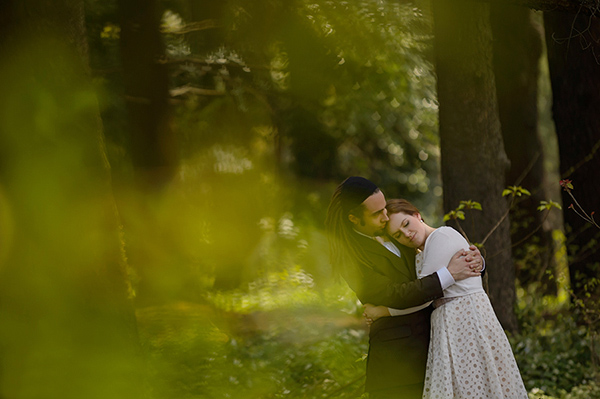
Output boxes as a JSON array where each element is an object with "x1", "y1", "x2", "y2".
[
  {"x1": 169, "y1": 85, "x2": 223, "y2": 97},
  {"x1": 480, "y1": 197, "x2": 515, "y2": 246},
  {"x1": 161, "y1": 19, "x2": 217, "y2": 34}
]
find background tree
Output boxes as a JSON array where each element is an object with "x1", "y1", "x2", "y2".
[
  {"x1": 118, "y1": 0, "x2": 174, "y2": 189},
  {"x1": 544, "y1": 10, "x2": 600, "y2": 302},
  {"x1": 490, "y1": 5, "x2": 558, "y2": 293},
  {"x1": 432, "y1": 0, "x2": 518, "y2": 332},
  {"x1": 115, "y1": 0, "x2": 182, "y2": 306}
]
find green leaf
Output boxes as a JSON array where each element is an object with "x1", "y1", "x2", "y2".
[
  {"x1": 459, "y1": 200, "x2": 482, "y2": 211},
  {"x1": 503, "y1": 185, "x2": 531, "y2": 197},
  {"x1": 537, "y1": 200, "x2": 562, "y2": 211},
  {"x1": 444, "y1": 210, "x2": 465, "y2": 221},
  {"x1": 356, "y1": 354, "x2": 368, "y2": 362}
]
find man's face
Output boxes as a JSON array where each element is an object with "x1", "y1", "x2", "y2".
[{"x1": 349, "y1": 190, "x2": 389, "y2": 237}]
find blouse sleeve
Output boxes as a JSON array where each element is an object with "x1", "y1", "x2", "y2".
[{"x1": 419, "y1": 227, "x2": 470, "y2": 277}]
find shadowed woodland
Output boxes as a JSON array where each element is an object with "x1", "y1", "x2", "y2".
[{"x1": 1, "y1": 0, "x2": 600, "y2": 398}]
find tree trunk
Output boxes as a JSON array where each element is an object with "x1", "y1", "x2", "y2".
[
  {"x1": 544, "y1": 10, "x2": 600, "y2": 300},
  {"x1": 490, "y1": 5, "x2": 557, "y2": 292},
  {"x1": 0, "y1": 1, "x2": 144, "y2": 398},
  {"x1": 118, "y1": 0, "x2": 174, "y2": 190},
  {"x1": 116, "y1": 0, "x2": 180, "y2": 306},
  {"x1": 432, "y1": 0, "x2": 518, "y2": 332}
]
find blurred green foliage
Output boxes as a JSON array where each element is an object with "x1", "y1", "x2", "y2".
[
  {"x1": 2, "y1": 0, "x2": 597, "y2": 398},
  {"x1": 0, "y1": 29, "x2": 145, "y2": 398},
  {"x1": 513, "y1": 284, "x2": 592, "y2": 396},
  {"x1": 137, "y1": 279, "x2": 368, "y2": 399}
]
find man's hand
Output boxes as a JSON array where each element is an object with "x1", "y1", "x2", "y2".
[
  {"x1": 447, "y1": 247, "x2": 483, "y2": 281},
  {"x1": 363, "y1": 303, "x2": 391, "y2": 326}
]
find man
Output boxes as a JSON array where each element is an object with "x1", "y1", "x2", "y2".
[{"x1": 325, "y1": 176, "x2": 483, "y2": 399}]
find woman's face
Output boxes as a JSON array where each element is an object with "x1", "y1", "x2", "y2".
[{"x1": 386, "y1": 211, "x2": 427, "y2": 249}]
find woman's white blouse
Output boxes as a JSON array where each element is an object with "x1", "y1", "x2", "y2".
[{"x1": 417, "y1": 226, "x2": 484, "y2": 298}]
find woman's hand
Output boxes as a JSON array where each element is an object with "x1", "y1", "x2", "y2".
[
  {"x1": 363, "y1": 304, "x2": 391, "y2": 326},
  {"x1": 465, "y1": 245, "x2": 484, "y2": 273},
  {"x1": 447, "y1": 247, "x2": 483, "y2": 280}
]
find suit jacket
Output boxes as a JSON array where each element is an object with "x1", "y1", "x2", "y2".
[{"x1": 340, "y1": 233, "x2": 444, "y2": 396}]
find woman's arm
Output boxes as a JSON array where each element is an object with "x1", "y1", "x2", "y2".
[{"x1": 420, "y1": 227, "x2": 473, "y2": 277}]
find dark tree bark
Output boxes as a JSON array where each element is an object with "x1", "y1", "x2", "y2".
[
  {"x1": 0, "y1": 1, "x2": 143, "y2": 398},
  {"x1": 116, "y1": 0, "x2": 181, "y2": 306},
  {"x1": 544, "y1": 10, "x2": 600, "y2": 299},
  {"x1": 118, "y1": 0, "x2": 175, "y2": 190},
  {"x1": 432, "y1": 0, "x2": 518, "y2": 332},
  {"x1": 490, "y1": 5, "x2": 557, "y2": 291}
]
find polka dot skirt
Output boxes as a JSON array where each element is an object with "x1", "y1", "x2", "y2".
[{"x1": 423, "y1": 292, "x2": 528, "y2": 398}]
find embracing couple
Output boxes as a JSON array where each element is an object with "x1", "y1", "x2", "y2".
[{"x1": 325, "y1": 177, "x2": 527, "y2": 399}]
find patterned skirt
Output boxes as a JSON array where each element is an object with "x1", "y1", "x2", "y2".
[{"x1": 423, "y1": 292, "x2": 528, "y2": 398}]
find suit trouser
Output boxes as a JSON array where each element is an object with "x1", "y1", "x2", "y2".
[
  {"x1": 365, "y1": 308, "x2": 432, "y2": 396},
  {"x1": 368, "y1": 382, "x2": 423, "y2": 399}
]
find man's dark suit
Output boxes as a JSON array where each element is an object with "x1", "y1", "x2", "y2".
[{"x1": 340, "y1": 233, "x2": 444, "y2": 398}]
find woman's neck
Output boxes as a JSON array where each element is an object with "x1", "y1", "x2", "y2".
[{"x1": 418, "y1": 224, "x2": 437, "y2": 251}]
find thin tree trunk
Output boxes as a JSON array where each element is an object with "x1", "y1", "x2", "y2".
[
  {"x1": 118, "y1": 0, "x2": 174, "y2": 190},
  {"x1": 544, "y1": 10, "x2": 600, "y2": 300},
  {"x1": 490, "y1": 5, "x2": 557, "y2": 292},
  {"x1": 116, "y1": 0, "x2": 178, "y2": 305},
  {"x1": 432, "y1": 0, "x2": 518, "y2": 332}
]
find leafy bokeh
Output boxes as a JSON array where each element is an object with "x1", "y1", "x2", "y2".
[{"x1": 1, "y1": 1, "x2": 598, "y2": 398}]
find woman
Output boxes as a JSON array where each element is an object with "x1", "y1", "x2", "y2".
[{"x1": 364, "y1": 199, "x2": 527, "y2": 398}]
